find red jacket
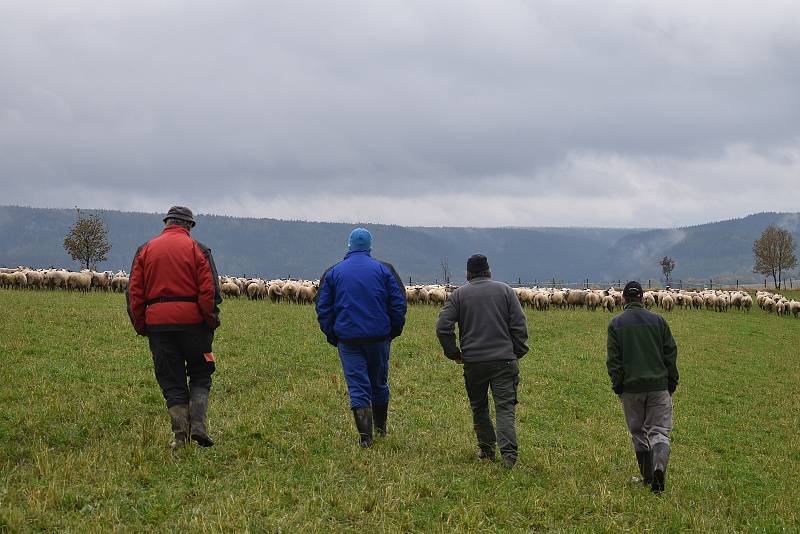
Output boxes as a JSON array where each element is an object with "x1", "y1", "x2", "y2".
[{"x1": 126, "y1": 226, "x2": 221, "y2": 335}]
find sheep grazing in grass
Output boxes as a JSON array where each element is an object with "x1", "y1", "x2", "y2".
[
  {"x1": 535, "y1": 292, "x2": 550, "y2": 311},
  {"x1": 221, "y1": 280, "x2": 241, "y2": 298},
  {"x1": 298, "y1": 282, "x2": 318, "y2": 304},
  {"x1": 585, "y1": 291, "x2": 601, "y2": 311},
  {"x1": 741, "y1": 295, "x2": 753, "y2": 312},
  {"x1": 111, "y1": 275, "x2": 129, "y2": 292},
  {"x1": 24, "y1": 270, "x2": 45, "y2": 289},
  {"x1": 67, "y1": 271, "x2": 92, "y2": 292},
  {"x1": 661, "y1": 294, "x2": 674, "y2": 311},
  {"x1": 8, "y1": 271, "x2": 27, "y2": 289},
  {"x1": 762, "y1": 297, "x2": 776, "y2": 314},
  {"x1": 566, "y1": 290, "x2": 586, "y2": 309},
  {"x1": 715, "y1": 294, "x2": 729, "y2": 313},
  {"x1": 90, "y1": 271, "x2": 111, "y2": 291},
  {"x1": 247, "y1": 280, "x2": 266, "y2": 300},
  {"x1": 643, "y1": 292, "x2": 656, "y2": 309},
  {"x1": 405, "y1": 286, "x2": 420, "y2": 304},
  {"x1": 601, "y1": 295, "x2": 615, "y2": 312},
  {"x1": 789, "y1": 301, "x2": 800, "y2": 318},
  {"x1": 427, "y1": 287, "x2": 447, "y2": 305},
  {"x1": 267, "y1": 281, "x2": 284, "y2": 302}
]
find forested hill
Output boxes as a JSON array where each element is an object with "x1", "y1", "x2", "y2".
[{"x1": 1, "y1": 206, "x2": 798, "y2": 285}]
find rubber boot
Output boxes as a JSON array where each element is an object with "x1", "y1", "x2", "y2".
[
  {"x1": 189, "y1": 388, "x2": 214, "y2": 447},
  {"x1": 474, "y1": 422, "x2": 496, "y2": 462},
  {"x1": 651, "y1": 442, "x2": 670, "y2": 493},
  {"x1": 476, "y1": 449, "x2": 496, "y2": 462},
  {"x1": 501, "y1": 455, "x2": 517, "y2": 469},
  {"x1": 168, "y1": 404, "x2": 190, "y2": 451},
  {"x1": 373, "y1": 404, "x2": 388, "y2": 437},
  {"x1": 636, "y1": 450, "x2": 653, "y2": 485},
  {"x1": 352, "y1": 407, "x2": 373, "y2": 448}
]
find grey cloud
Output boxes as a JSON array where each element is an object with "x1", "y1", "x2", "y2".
[{"x1": 0, "y1": 1, "x2": 799, "y2": 225}]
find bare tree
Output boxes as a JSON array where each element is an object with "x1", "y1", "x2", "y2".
[
  {"x1": 659, "y1": 256, "x2": 676, "y2": 286},
  {"x1": 64, "y1": 209, "x2": 112, "y2": 270},
  {"x1": 753, "y1": 224, "x2": 797, "y2": 289},
  {"x1": 440, "y1": 256, "x2": 450, "y2": 285}
]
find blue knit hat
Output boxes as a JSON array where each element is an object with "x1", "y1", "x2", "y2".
[{"x1": 348, "y1": 227, "x2": 372, "y2": 251}]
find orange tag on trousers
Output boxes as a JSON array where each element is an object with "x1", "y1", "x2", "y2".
[{"x1": 204, "y1": 352, "x2": 215, "y2": 362}]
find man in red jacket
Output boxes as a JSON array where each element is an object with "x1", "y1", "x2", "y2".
[{"x1": 127, "y1": 206, "x2": 222, "y2": 450}]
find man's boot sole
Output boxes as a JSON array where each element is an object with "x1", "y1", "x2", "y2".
[
  {"x1": 651, "y1": 468, "x2": 665, "y2": 493},
  {"x1": 191, "y1": 434, "x2": 214, "y2": 447}
]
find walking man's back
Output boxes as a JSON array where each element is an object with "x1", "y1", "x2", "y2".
[
  {"x1": 607, "y1": 281, "x2": 679, "y2": 492},
  {"x1": 127, "y1": 206, "x2": 222, "y2": 450},
  {"x1": 316, "y1": 228, "x2": 407, "y2": 448},
  {"x1": 436, "y1": 254, "x2": 528, "y2": 468}
]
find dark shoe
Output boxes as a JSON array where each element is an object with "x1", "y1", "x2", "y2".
[
  {"x1": 373, "y1": 404, "x2": 388, "y2": 437},
  {"x1": 502, "y1": 455, "x2": 517, "y2": 469},
  {"x1": 352, "y1": 407, "x2": 373, "y2": 448},
  {"x1": 476, "y1": 449, "x2": 496, "y2": 462},
  {"x1": 189, "y1": 388, "x2": 214, "y2": 447},
  {"x1": 167, "y1": 404, "x2": 190, "y2": 451},
  {"x1": 635, "y1": 450, "x2": 653, "y2": 485},
  {"x1": 651, "y1": 442, "x2": 670, "y2": 493}
]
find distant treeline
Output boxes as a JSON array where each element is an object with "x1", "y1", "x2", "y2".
[{"x1": 0, "y1": 206, "x2": 798, "y2": 284}]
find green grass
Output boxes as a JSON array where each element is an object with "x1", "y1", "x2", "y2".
[{"x1": 0, "y1": 289, "x2": 798, "y2": 532}]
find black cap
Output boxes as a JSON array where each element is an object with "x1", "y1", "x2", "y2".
[
  {"x1": 467, "y1": 254, "x2": 490, "y2": 274},
  {"x1": 623, "y1": 281, "x2": 643, "y2": 299},
  {"x1": 163, "y1": 206, "x2": 196, "y2": 228}
]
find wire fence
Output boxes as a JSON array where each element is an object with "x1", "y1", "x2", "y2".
[{"x1": 408, "y1": 276, "x2": 798, "y2": 291}]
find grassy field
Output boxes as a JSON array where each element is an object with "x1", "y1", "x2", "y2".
[{"x1": 1, "y1": 289, "x2": 798, "y2": 532}]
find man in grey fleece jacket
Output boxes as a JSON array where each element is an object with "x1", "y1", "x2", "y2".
[{"x1": 436, "y1": 254, "x2": 529, "y2": 468}]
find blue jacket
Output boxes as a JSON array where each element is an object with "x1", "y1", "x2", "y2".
[{"x1": 316, "y1": 250, "x2": 407, "y2": 346}]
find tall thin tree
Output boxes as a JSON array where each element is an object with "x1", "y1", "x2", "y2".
[
  {"x1": 659, "y1": 256, "x2": 676, "y2": 286},
  {"x1": 440, "y1": 256, "x2": 450, "y2": 285}
]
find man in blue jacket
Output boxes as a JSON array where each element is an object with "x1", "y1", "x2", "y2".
[{"x1": 316, "y1": 228, "x2": 407, "y2": 448}]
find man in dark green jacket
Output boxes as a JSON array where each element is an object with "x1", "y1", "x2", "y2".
[{"x1": 607, "y1": 281, "x2": 678, "y2": 493}]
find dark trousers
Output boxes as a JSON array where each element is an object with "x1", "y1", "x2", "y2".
[
  {"x1": 338, "y1": 341, "x2": 391, "y2": 409},
  {"x1": 463, "y1": 359, "x2": 520, "y2": 460},
  {"x1": 148, "y1": 328, "x2": 216, "y2": 408}
]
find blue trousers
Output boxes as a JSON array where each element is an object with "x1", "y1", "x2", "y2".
[{"x1": 338, "y1": 341, "x2": 391, "y2": 409}]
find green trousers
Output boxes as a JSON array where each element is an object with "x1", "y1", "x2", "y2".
[{"x1": 463, "y1": 359, "x2": 520, "y2": 460}]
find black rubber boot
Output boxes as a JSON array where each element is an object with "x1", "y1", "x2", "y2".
[
  {"x1": 352, "y1": 407, "x2": 374, "y2": 448},
  {"x1": 189, "y1": 388, "x2": 214, "y2": 447},
  {"x1": 373, "y1": 404, "x2": 388, "y2": 437},
  {"x1": 476, "y1": 449, "x2": 496, "y2": 462},
  {"x1": 636, "y1": 450, "x2": 653, "y2": 484},
  {"x1": 167, "y1": 404, "x2": 190, "y2": 451},
  {"x1": 501, "y1": 455, "x2": 517, "y2": 469},
  {"x1": 474, "y1": 423, "x2": 497, "y2": 462},
  {"x1": 651, "y1": 442, "x2": 670, "y2": 493}
]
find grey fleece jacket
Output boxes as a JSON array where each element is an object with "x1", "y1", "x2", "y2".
[{"x1": 436, "y1": 277, "x2": 529, "y2": 363}]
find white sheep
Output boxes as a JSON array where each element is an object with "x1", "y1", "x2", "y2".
[{"x1": 67, "y1": 271, "x2": 92, "y2": 292}]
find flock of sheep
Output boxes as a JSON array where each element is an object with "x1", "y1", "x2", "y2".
[
  {"x1": 0, "y1": 267, "x2": 129, "y2": 292},
  {"x1": 219, "y1": 276, "x2": 319, "y2": 304},
  {"x1": 2, "y1": 266, "x2": 798, "y2": 318}
]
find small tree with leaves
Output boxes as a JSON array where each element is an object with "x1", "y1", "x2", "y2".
[
  {"x1": 63, "y1": 209, "x2": 112, "y2": 270},
  {"x1": 660, "y1": 256, "x2": 676, "y2": 286},
  {"x1": 753, "y1": 224, "x2": 797, "y2": 289}
]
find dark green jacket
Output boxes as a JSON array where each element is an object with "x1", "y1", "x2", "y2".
[{"x1": 606, "y1": 302, "x2": 678, "y2": 394}]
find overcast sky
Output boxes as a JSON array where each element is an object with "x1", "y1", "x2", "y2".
[{"x1": 1, "y1": 1, "x2": 798, "y2": 228}]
